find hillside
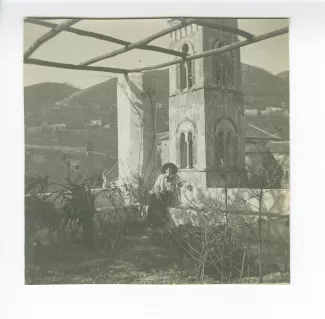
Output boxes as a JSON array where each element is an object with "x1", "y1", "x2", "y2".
[
  {"x1": 24, "y1": 64, "x2": 289, "y2": 182},
  {"x1": 276, "y1": 71, "x2": 289, "y2": 79},
  {"x1": 24, "y1": 71, "x2": 169, "y2": 182},
  {"x1": 276, "y1": 71, "x2": 290, "y2": 110},
  {"x1": 241, "y1": 64, "x2": 289, "y2": 109},
  {"x1": 24, "y1": 82, "x2": 80, "y2": 126},
  {"x1": 24, "y1": 64, "x2": 289, "y2": 129}
]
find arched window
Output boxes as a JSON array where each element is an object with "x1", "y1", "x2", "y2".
[
  {"x1": 188, "y1": 132, "x2": 193, "y2": 168},
  {"x1": 216, "y1": 132, "x2": 225, "y2": 168},
  {"x1": 180, "y1": 44, "x2": 189, "y2": 90},
  {"x1": 231, "y1": 133, "x2": 238, "y2": 168},
  {"x1": 177, "y1": 43, "x2": 195, "y2": 91},
  {"x1": 215, "y1": 118, "x2": 238, "y2": 170},
  {"x1": 180, "y1": 132, "x2": 187, "y2": 169},
  {"x1": 226, "y1": 132, "x2": 232, "y2": 167},
  {"x1": 176, "y1": 118, "x2": 198, "y2": 169},
  {"x1": 215, "y1": 61, "x2": 222, "y2": 87},
  {"x1": 212, "y1": 41, "x2": 233, "y2": 88},
  {"x1": 226, "y1": 132, "x2": 238, "y2": 168}
]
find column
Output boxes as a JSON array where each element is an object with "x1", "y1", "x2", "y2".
[
  {"x1": 186, "y1": 139, "x2": 190, "y2": 169},
  {"x1": 117, "y1": 73, "x2": 156, "y2": 187}
]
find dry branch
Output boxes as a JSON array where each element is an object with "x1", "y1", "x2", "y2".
[
  {"x1": 79, "y1": 18, "x2": 196, "y2": 66},
  {"x1": 24, "y1": 58, "x2": 129, "y2": 73},
  {"x1": 130, "y1": 27, "x2": 289, "y2": 72},
  {"x1": 25, "y1": 18, "x2": 186, "y2": 58},
  {"x1": 24, "y1": 19, "x2": 81, "y2": 60}
]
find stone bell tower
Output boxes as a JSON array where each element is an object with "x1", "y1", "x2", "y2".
[{"x1": 168, "y1": 18, "x2": 246, "y2": 188}]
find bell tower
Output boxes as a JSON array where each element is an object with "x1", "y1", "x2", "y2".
[{"x1": 168, "y1": 18, "x2": 246, "y2": 188}]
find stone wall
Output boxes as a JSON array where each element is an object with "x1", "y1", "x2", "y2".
[
  {"x1": 179, "y1": 187, "x2": 289, "y2": 215},
  {"x1": 160, "y1": 139, "x2": 169, "y2": 166},
  {"x1": 204, "y1": 90, "x2": 245, "y2": 172},
  {"x1": 169, "y1": 89, "x2": 206, "y2": 170},
  {"x1": 94, "y1": 185, "x2": 289, "y2": 224},
  {"x1": 27, "y1": 186, "x2": 289, "y2": 248},
  {"x1": 117, "y1": 73, "x2": 156, "y2": 186}
]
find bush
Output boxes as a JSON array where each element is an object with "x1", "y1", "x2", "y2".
[
  {"x1": 25, "y1": 196, "x2": 61, "y2": 264},
  {"x1": 153, "y1": 224, "x2": 261, "y2": 282}
]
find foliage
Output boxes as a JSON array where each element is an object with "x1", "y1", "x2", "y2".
[
  {"x1": 25, "y1": 153, "x2": 101, "y2": 253},
  {"x1": 24, "y1": 75, "x2": 289, "y2": 285}
]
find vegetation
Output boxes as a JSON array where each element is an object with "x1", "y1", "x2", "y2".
[
  {"x1": 24, "y1": 72, "x2": 289, "y2": 285},
  {"x1": 26, "y1": 224, "x2": 289, "y2": 285},
  {"x1": 25, "y1": 146, "x2": 289, "y2": 285}
]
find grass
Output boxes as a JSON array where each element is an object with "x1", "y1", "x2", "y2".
[{"x1": 26, "y1": 223, "x2": 289, "y2": 285}]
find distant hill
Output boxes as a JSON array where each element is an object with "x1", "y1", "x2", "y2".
[
  {"x1": 24, "y1": 64, "x2": 289, "y2": 129},
  {"x1": 24, "y1": 64, "x2": 289, "y2": 182},
  {"x1": 56, "y1": 77, "x2": 117, "y2": 111},
  {"x1": 241, "y1": 64, "x2": 289, "y2": 109},
  {"x1": 276, "y1": 70, "x2": 289, "y2": 110},
  {"x1": 24, "y1": 70, "x2": 170, "y2": 133},
  {"x1": 276, "y1": 70, "x2": 289, "y2": 79},
  {"x1": 24, "y1": 82, "x2": 80, "y2": 126}
]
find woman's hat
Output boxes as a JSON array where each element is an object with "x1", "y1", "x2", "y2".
[{"x1": 161, "y1": 162, "x2": 178, "y2": 175}]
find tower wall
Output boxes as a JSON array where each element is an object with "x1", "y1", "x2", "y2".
[
  {"x1": 168, "y1": 19, "x2": 246, "y2": 188},
  {"x1": 169, "y1": 90, "x2": 206, "y2": 170}
]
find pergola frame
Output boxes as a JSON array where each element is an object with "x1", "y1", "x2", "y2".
[{"x1": 24, "y1": 18, "x2": 288, "y2": 74}]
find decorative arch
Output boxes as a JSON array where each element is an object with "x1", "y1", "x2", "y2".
[
  {"x1": 176, "y1": 117, "x2": 198, "y2": 169},
  {"x1": 214, "y1": 117, "x2": 238, "y2": 169},
  {"x1": 211, "y1": 39, "x2": 225, "y2": 49},
  {"x1": 176, "y1": 116, "x2": 198, "y2": 134},
  {"x1": 177, "y1": 39, "x2": 196, "y2": 54},
  {"x1": 214, "y1": 116, "x2": 238, "y2": 134}
]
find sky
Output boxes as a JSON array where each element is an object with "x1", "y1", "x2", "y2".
[{"x1": 24, "y1": 18, "x2": 289, "y2": 88}]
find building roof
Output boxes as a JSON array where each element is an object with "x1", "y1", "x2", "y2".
[
  {"x1": 244, "y1": 122, "x2": 282, "y2": 141},
  {"x1": 245, "y1": 143, "x2": 268, "y2": 153},
  {"x1": 266, "y1": 141, "x2": 290, "y2": 154}
]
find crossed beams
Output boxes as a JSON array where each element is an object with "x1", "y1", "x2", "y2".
[
  {"x1": 24, "y1": 18, "x2": 288, "y2": 74},
  {"x1": 24, "y1": 19, "x2": 81, "y2": 60},
  {"x1": 25, "y1": 18, "x2": 186, "y2": 58}
]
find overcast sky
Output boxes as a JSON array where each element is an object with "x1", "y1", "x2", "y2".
[{"x1": 24, "y1": 18, "x2": 289, "y2": 88}]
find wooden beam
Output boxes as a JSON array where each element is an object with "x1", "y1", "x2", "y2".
[
  {"x1": 23, "y1": 27, "x2": 288, "y2": 76},
  {"x1": 194, "y1": 19, "x2": 254, "y2": 39},
  {"x1": 25, "y1": 58, "x2": 129, "y2": 74},
  {"x1": 79, "y1": 18, "x2": 196, "y2": 66},
  {"x1": 129, "y1": 27, "x2": 289, "y2": 73},
  {"x1": 25, "y1": 18, "x2": 186, "y2": 58},
  {"x1": 24, "y1": 19, "x2": 81, "y2": 60}
]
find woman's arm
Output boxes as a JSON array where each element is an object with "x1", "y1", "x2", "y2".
[{"x1": 175, "y1": 174, "x2": 193, "y2": 191}]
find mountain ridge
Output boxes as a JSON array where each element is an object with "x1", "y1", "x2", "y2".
[
  {"x1": 24, "y1": 63, "x2": 289, "y2": 183},
  {"x1": 24, "y1": 63, "x2": 289, "y2": 132}
]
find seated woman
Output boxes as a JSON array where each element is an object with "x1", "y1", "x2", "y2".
[{"x1": 147, "y1": 162, "x2": 192, "y2": 228}]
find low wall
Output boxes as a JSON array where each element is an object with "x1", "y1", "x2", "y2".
[
  {"x1": 26, "y1": 186, "x2": 289, "y2": 246},
  {"x1": 93, "y1": 186, "x2": 289, "y2": 231},
  {"x1": 179, "y1": 187, "x2": 289, "y2": 215}
]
